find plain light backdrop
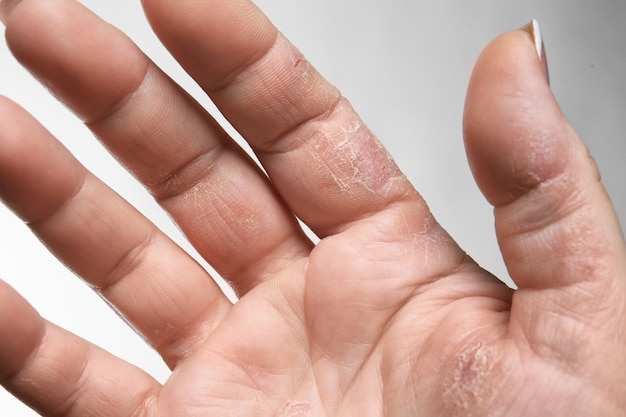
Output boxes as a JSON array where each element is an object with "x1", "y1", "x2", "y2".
[{"x1": 1, "y1": 1, "x2": 625, "y2": 415}]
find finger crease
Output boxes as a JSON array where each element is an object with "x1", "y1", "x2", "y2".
[
  {"x1": 26, "y1": 170, "x2": 88, "y2": 228},
  {"x1": 82, "y1": 61, "x2": 151, "y2": 126},
  {"x1": 96, "y1": 231, "x2": 158, "y2": 293},
  {"x1": 254, "y1": 93, "x2": 343, "y2": 155},
  {"x1": 149, "y1": 142, "x2": 225, "y2": 203},
  {"x1": 206, "y1": 33, "x2": 280, "y2": 94}
]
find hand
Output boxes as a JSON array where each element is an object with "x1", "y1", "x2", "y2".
[{"x1": 1, "y1": 1, "x2": 625, "y2": 416}]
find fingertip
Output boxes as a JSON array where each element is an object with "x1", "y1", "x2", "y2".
[
  {"x1": 0, "y1": 0, "x2": 21, "y2": 25},
  {"x1": 0, "y1": 94, "x2": 16, "y2": 118},
  {"x1": 4, "y1": 0, "x2": 148, "y2": 122},
  {"x1": 0, "y1": 279, "x2": 45, "y2": 381},
  {"x1": 463, "y1": 24, "x2": 564, "y2": 207},
  {"x1": 0, "y1": 97, "x2": 84, "y2": 223},
  {"x1": 142, "y1": 0, "x2": 277, "y2": 90},
  {"x1": 0, "y1": 96, "x2": 36, "y2": 149}
]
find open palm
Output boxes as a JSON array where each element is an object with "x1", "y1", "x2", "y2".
[{"x1": 1, "y1": 1, "x2": 625, "y2": 416}]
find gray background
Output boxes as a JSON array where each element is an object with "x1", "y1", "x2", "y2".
[{"x1": 1, "y1": 1, "x2": 625, "y2": 414}]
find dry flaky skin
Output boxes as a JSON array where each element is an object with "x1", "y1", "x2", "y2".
[{"x1": 1, "y1": 1, "x2": 626, "y2": 417}]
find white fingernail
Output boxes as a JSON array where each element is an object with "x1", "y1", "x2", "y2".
[{"x1": 520, "y1": 19, "x2": 549, "y2": 83}]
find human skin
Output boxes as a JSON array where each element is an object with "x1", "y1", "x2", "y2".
[{"x1": 0, "y1": 0, "x2": 625, "y2": 416}]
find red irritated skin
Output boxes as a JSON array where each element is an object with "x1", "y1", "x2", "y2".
[{"x1": 1, "y1": 1, "x2": 626, "y2": 416}]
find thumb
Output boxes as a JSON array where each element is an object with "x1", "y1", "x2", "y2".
[{"x1": 464, "y1": 22, "x2": 626, "y2": 329}]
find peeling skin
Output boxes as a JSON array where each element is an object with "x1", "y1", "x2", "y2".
[
  {"x1": 338, "y1": 120, "x2": 396, "y2": 194},
  {"x1": 278, "y1": 400, "x2": 313, "y2": 417},
  {"x1": 443, "y1": 342, "x2": 501, "y2": 415},
  {"x1": 311, "y1": 99, "x2": 405, "y2": 197},
  {"x1": 288, "y1": 41, "x2": 308, "y2": 76}
]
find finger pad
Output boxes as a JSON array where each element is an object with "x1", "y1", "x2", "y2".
[
  {"x1": 463, "y1": 31, "x2": 567, "y2": 207},
  {"x1": 0, "y1": 280, "x2": 44, "y2": 381}
]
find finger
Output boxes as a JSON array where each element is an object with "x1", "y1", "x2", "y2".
[
  {"x1": 3, "y1": 0, "x2": 312, "y2": 294},
  {"x1": 0, "y1": 280, "x2": 159, "y2": 417},
  {"x1": 463, "y1": 24, "x2": 626, "y2": 344},
  {"x1": 142, "y1": 0, "x2": 419, "y2": 236},
  {"x1": 0, "y1": 96, "x2": 231, "y2": 367}
]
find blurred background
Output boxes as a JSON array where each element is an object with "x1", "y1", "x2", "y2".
[{"x1": 1, "y1": 0, "x2": 624, "y2": 414}]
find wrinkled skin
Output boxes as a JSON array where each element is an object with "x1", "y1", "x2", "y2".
[{"x1": 1, "y1": 1, "x2": 625, "y2": 416}]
